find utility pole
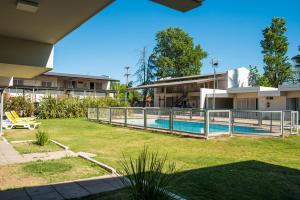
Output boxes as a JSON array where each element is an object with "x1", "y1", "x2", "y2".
[
  {"x1": 210, "y1": 58, "x2": 219, "y2": 110},
  {"x1": 124, "y1": 66, "x2": 130, "y2": 103}
]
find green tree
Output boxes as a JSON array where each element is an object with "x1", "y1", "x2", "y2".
[
  {"x1": 248, "y1": 65, "x2": 271, "y2": 87},
  {"x1": 113, "y1": 82, "x2": 142, "y2": 105},
  {"x1": 260, "y1": 17, "x2": 293, "y2": 87},
  {"x1": 248, "y1": 65, "x2": 260, "y2": 86},
  {"x1": 135, "y1": 47, "x2": 155, "y2": 106},
  {"x1": 150, "y1": 27, "x2": 207, "y2": 79}
]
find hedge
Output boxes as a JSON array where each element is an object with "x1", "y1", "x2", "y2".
[{"x1": 4, "y1": 95, "x2": 127, "y2": 119}]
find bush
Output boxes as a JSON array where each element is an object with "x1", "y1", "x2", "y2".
[
  {"x1": 119, "y1": 146, "x2": 176, "y2": 200},
  {"x1": 38, "y1": 96, "x2": 127, "y2": 119},
  {"x1": 35, "y1": 130, "x2": 49, "y2": 146},
  {"x1": 4, "y1": 95, "x2": 34, "y2": 117}
]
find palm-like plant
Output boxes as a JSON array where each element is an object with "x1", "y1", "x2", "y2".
[{"x1": 119, "y1": 146, "x2": 177, "y2": 200}]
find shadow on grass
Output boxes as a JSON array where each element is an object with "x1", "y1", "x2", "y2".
[
  {"x1": 170, "y1": 160, "x2": 300, "y2": 200},
  {"x1": 0, "y1": 160, "x2": 299, "y2": 200}
]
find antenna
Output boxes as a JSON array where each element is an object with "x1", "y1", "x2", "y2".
[
  {"x1": 124, "y1": 66, "x2": 130, "y2": 87},
  {"x1": 124, "y1": 66, "x2": 130, "y2": 103}
]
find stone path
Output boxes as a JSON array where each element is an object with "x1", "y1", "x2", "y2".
[
  {"x1": 0, "y1": 175, "x2": 125, "y2": 200},
  {"x1": 0, "y1": 137, "x2": 24, "y2": 165},
  {"x1": 0, "y1": 137, "x2": 76, "y2": 165},
  {"x1": 0, "y1": 137, "x2": 126, "y2": 199}
]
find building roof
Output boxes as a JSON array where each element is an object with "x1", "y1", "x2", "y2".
[
  {"x1": 130, "y1": 77, "x2": 223, "y2": 89},
  {"x1": 155, "y1": 71, "x2": 226, "y2": 83},
  {"x1": 43, "y1": 72, "x2": 119, "y2": 81}
]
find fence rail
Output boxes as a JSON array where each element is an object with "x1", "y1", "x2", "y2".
[{"x1": 87, "y1": 107, "x2": 299, "y2": 139}]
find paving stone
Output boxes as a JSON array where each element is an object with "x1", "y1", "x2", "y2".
[
  {"x1": 0, "y1": 189, "x2": 30, "y2": 200},
  {"x1": 104, "y1": 178, "x2": 125, "y2": 189},
  {"x1": 25, "y1": 185, "x2": 63, "y2": 200},
  {"x1": 80, "y1": 182, "x2": 116, "y2": 194},
  {"x1": 53, "y1": 182, "x2": 90, "y2": 199},
  {"x1": 30, "y1": 192, "x2": 63, "y2": 200}
]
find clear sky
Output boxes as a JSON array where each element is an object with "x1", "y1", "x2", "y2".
[{"x1": 54, "y1": 0, "x2": 300, "y2": 83}]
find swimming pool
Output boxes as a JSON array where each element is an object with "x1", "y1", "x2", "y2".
[{"x1": 125, "y1": 119, "x2": 270, "y2": 135}]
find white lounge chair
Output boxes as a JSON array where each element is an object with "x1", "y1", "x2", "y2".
[{"x1": 5, "y1": 112, "x2": 40, "y2": 130}]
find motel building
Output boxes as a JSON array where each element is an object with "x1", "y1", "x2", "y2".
[
  {"x1": 8, "y1": 72, "x2": 119, "y2": 102},
  {"x1": 133, "y1": 67, "x2": 300, "y2": 114}
]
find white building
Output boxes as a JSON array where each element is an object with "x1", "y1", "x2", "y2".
[
  {"x1": 132, "y1": 67, "x2": 300, "y2": 113},
  {"x1": 7, "y1": 72, "x2": 119, "y2": 102}
]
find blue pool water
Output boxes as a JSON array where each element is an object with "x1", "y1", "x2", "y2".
[{"x1": 143, "y1": 119, "x2": 270, "y2": 135}]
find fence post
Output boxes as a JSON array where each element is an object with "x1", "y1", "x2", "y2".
[
  {"x1": 205, "y1": 110, "x2": 209, "y2": 139},
  {"x1": 297, "y1": 112, "x2": 299, "y2": 134},
  {"x1": 229, "y1": 110, "x2": 232, "y2": 137},
  {"x1": 258, "y1": 112, "x2": 262, "y2": 126},
  {"x1": 169, "y1": 109, "x2": 173, "y2": 133},
  {"x1": 281, "y1": 111, "x2": 284, "y2": 138},
  {"x1": 270, "y1": 112, "x2": 273, "y2": 133},
  {"x1": 124, "y1": 108, "x2": 127, "y2": 127},
  {"x1": 109, "y1": 108, "x2": 112, "y2": 124},
  {"x1": 189, "y1": 109, "x2": 192, "y2": 120},
  {"x1": 96, "y1": 107, "x2": 99, "y2": 122},
  {"x1": 290, "y1": 111, "x2": 293, "y2": 135},
  {"x1": 143, "y1": 108, "x2": 147, "y2": 129}
]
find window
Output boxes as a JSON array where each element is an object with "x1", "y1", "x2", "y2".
[
  {"x1": 41, "y1": 81, "x2": 52, "y2": 87},
  {"x1": 71, "y1": 81, "x2": 76, "y2": 88},
  {"x1": 13, "y1": 79, "x2": 24, "y2": 86},
  {"x1": 90, "y1": 82, "x2": 95, "y2": 90},
  {"x1": 236, "y1": 98, "x2": 257, "y2": 110}
]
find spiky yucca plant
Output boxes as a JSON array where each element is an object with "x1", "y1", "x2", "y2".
[{"x1": 120, "y1": 147, "x2": 176, "y2": 200}]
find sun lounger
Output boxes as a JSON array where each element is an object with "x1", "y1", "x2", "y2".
[
  {"x1": 5, "y1": 112, "x2": 40, "y2": 130},
  {"x1": 11, "y1": 110, "x2": 36, "y2": 121}
]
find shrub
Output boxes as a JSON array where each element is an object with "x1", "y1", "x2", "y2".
[
  {"x1": 119, "y1": 146, "x2": 176, "y2": 200},
  {"x1": 38, "y1": 96, "x2": 127, "y2": 119},
  {"x1": 4, "y1": 95, "x2": 34, "y2": 117},
  {"x1": 35, "y1": 130, "x2": 49, "y2": 146}
]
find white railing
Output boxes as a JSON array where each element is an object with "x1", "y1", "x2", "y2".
[{"x1": 87, "y1": 107, "x2": 299, "y2": 139}]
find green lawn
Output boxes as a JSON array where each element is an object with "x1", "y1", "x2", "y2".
[
  {"x1": 12, "y1": 141, "x2": 62, "y2": 154},
  {"x1": 4, "y1": 118, "x2": 300, "y2": 200},
  {"x1": 0, "y1": 157, "x2": 108, "y2": 190}
]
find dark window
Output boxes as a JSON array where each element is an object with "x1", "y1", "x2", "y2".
[
  {"x1": 13, "y1": 79, "x2": 24, "y2": 86},
  {"x1": 90, "y1": 82, "x2": 95, "y2": 90},
  {"x1": 71, "y1": 81, "x2": 76, "y2": 88},
  {"x1": 41, "y1": 81, "x2": 52, "y2": 87}
]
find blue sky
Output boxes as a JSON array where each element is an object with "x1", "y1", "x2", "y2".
[{"x1": 54, "y1": 0, "x2": 300, "y2": 83}]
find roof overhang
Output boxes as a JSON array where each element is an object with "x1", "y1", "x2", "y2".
[
  {"x1": 130, "y1": 77, "x2": 220, "y2": 89},
  {"x1": 228, "y1": 87, "x2": 282, "y2": 97},
  {"x1": 151, "y1": 0, "x2": 203, "y2": 12},
  {"x1": 0, "y1": 0, "x2": 115, "y2": 44},
  {"x1": 279, "y1": 84, "x2": 300, "y2": 92}
]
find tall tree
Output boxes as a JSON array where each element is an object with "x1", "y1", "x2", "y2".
[
  {"x1": 248, "y1": 65, "x2": 260, "y2": 86},
  {"x1": 135, "y1": 47, "x2": 156, "y2": 106},
  {"x1": 150, "y1": 27, "x2": 207, "y2": 79},
  {"x1": 292, "y1": 46, "x2": 300, "y2": 66},
  {"x1": 260, "y1": 17, "x2": 293, "y2": 87}
]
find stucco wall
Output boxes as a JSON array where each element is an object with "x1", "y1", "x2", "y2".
[{"x1": 227, "y1": 67, "x2": 250, "y2": 88}]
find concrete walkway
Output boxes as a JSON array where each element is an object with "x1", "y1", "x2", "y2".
[
  {"x1": 0, "y1": 137, "x2": 24, "y2": 165},
  {"x1": 0, "y1": 137, "x2": 76, "y2": 165},
  {"x1": 0, "y1": 175, "x2": 125, "y2": 200}
]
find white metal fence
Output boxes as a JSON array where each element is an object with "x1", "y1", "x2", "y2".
[{"x1": 87, "y1": 107, "x2": 299, "y2": 139}]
